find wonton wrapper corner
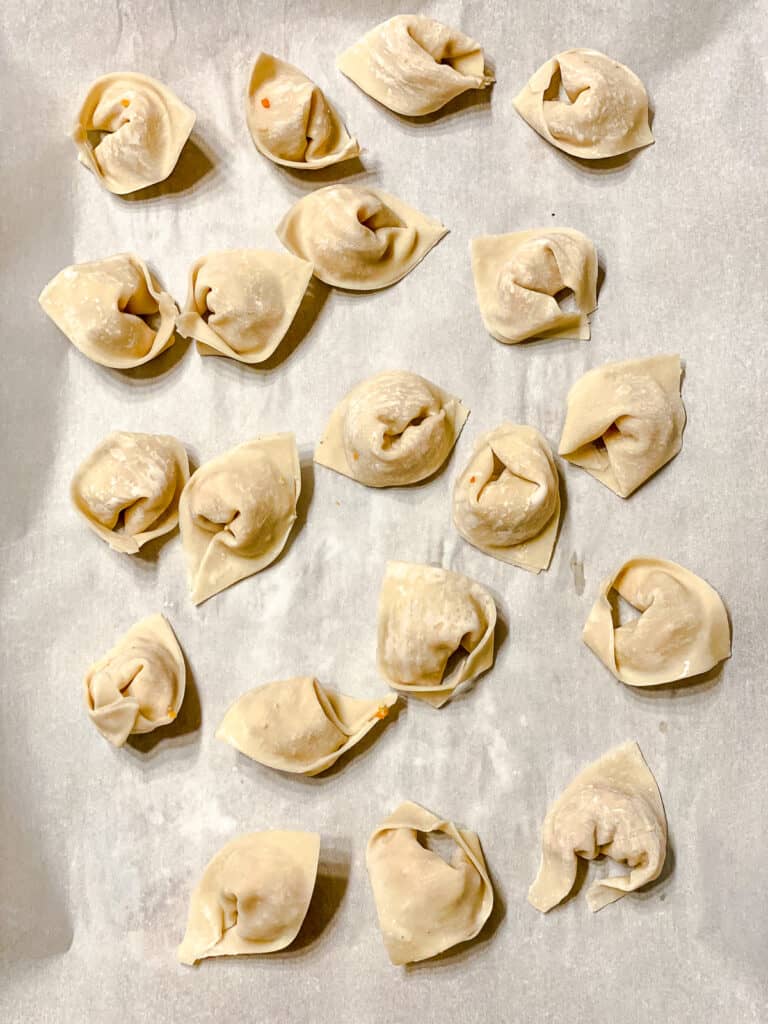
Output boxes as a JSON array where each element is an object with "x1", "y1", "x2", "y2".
[
  {"x1": 471, "y1": 229, "x2": 597, "y2": 344},
  {"x1": 276, "y1": 185, "x2": 447, "y2": 290},
  {"x1": 247, "y1": 53, "x2": 359, "y2": 169},
  {"x1": 367, "y1": 801, "x2": 494, "y2": 964},
  {"x1": 72, "y1": 71, "x2": 195, "y2": 194},
  {"x1": 514, "y1": 49, "x2": 653, "y2": 160},
  {"x1": 84, "y1": 614, "x2": 186, "y2": 747},
  {"x1": 179, "y1": 433, "x2": 301, "y2": 605},
  {"x1": 178, "y1": 831, "x2": 320, "y2": 964},
  {"x1": 529, "y1": 740, "x2": 667, "y2": 914},
  {"x1": 559, "y1": 354, "x2": 685, "y2": 497},
  {"x1": 176, "y1": 249, "x2": 313, "y2": 364},
  {"x1": 337, "y1": 15, "x2": 493, "y2": 117},
  {"x1": 217, "y1": 676, "x2": 397, "y2": 776},
  {"x1": 315, "y1": 370, "x2": 468, "y2": 487},
  {"x1": 71, "y1": 431, "x2": 189, "y2": 553},
  {"x1": 39, "y1": 253, "x2": 178, "y2": 369},
  {"x1": 583, "y1": 557, "x2": 731, "y2": 686},
  {"x1": 453, "y1": 424, "x2": 560, "y2": 573},
  {"x1": 377, "y1": 561, "x2": 496, "y2": 707}
]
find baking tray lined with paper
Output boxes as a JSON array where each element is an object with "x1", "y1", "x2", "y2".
[{"x1": 1, "y1": 0, "x2": 766, "y2": 1021}]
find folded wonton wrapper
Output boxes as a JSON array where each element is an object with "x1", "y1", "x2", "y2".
[
  {"x1": 83, "y1": 614, "x2": 186, "y2": 746},
  {"x1": 583, "y1": 557, "x2": 731, "y2": 687},
  {"x1": 71, "y1": 431, "x2": 189, "y2": 553},
  {"x1": 337, "y1": 15, "x2": 493, "y2": 117},
  {"x1": 377, "y1": 561, "x2": 496, "y2": 707},
  {"x1": 559, "y1": 354, "x2": 685, "y2": 497},
  {"x1": 39, "y1": 253, "x2": 178, "y2": 369},
  {"x1": 246, "y1": 53, "x2": 359, "y2": 169},
  {"x1": 276, "y1": 185, "x2": 447, "y2": 290},
  {"x1": 178, "y1": 831, "x2": 320, "y2": 964},
  {"x1": 367, "y1": 801, "x2": 494, "y2": 964},
  {"x1": 529, "y1": 741, "x2": 667, "y2": 913},
  {"x1": 514, "y1": 49, "x2": 653, "y2": 160},
  {"x1": 72, "y1": 72, "x2": 195, "y2": 194},
  {"x1": 471, "y1": 229, "x2": 597, "y2": 344},
  {"x1": 216, "y1": 676, "x2": 397, "y2": 776},
  {"x1": 453, "y1": 424, "x2": 560, "y2": 572},
  {"x1": 178, "y1": 433, "x2": 301, "y2": 605},
  {"x1": 315, "y1": 370, "x2": 468, "y2": 487},
  {"x1": 175, "y1": 249, "x2": 313, "y2": 364}
]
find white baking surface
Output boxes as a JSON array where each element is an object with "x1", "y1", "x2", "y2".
[{"x1": 1, "y1": 1, "x2": 766, "y2": 1021}]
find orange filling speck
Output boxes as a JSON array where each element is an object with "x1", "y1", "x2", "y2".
[
  {"x1": 352, "y1": 451, "x2": 359, "y2": 461},
  {"x1": 469, "y1": 475, "x2": 476, "y2": 483},
  {"x1": 261, "y1": 97, "x2": 271, "y2": 108},
  {"x1": 374, "y1": 706, "x2": 389, "y2": 720},
  {"x1": 120, "y1": 98, "x2": 130, "y2": 108}
]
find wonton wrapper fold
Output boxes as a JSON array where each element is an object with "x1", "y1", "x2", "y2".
[
  {"x1": 175, "y1": 249, "x2": 313, "y2": 364},
  {"x1": 514, "y1": 49, "x2": 653, "y2": 160},
  {"x1": 377, "y1": 561, "x2": 496, "y2": 707},
  {"x1": 367, "y1": 801, "x2": 494, "y2": 964},
  {"x1": 72, "y1": 72, "x2": 195, "y2": 194},
  {"x1": 315, "y1": 370, "x2": 468, "y2": 487},
  {"x1": 529, "y1": 741, "x2": 667, "y2": 913},
  {"x1": 178, "y1": 831, "x2": 320, "y2": 964},
  {"x1": 179, "y1": 433, "x2": 301, "y2": 605},
  {"x1": 246, "y1": 53, "x2": 359, "y2": 169},
  {"x1": 471, "y1": 229, "x2": 597, "y2": 344},
  {"x1": 39, "y1": 253, "x2": 178, "y2": 368},
  {"x1": 71, "y1": 431, "x2": 189, "y2": 553},
  {"x1": 217, "y1": 676, "x2": 397, "y2": 776},
  {"x1": 559, "y1": 354, "x2": 685, "y2": 497},
  {"x1": 453, "y1": 424, "x2": 560, "y2": 572},
  {"x1": 83, "y1": 614, "x2": 186, "y2": 746},
  {"x1": 276, "y1": 185, "x2": 447, "y2": 290},
  {"x1": 337, "y1": 15, "x2": 493, "y2": 117},
  {"x1": 583, "y1": 557, "x2": 731, "y2": 686}
]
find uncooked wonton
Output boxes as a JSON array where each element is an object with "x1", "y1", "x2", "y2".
[
  {"x1": 471, "y1": 229, "x2": 597, "y2": 343},
  {"x1": 178, "y1": 831, "x2": 320, "y2": 964},
  {"x1": 276, "y1": 185, "x2": 446, "y2": 290},
  {"x1": 367, "y1": 801, "x2": 494, "y2": 964},
  {"x1": 315, "y1": 370, "x2": 468, "y2": 487},
  {"x1": 217, "y1": 676, "x2": 397, "y2": 776},
  {"x1": 72, "y1": 72, "x2": 195, "y2": 194},
  {"x1": 583, "y1": 557, "x2": 731, "y2": 686},
  {"x1": 246, "y1": 53, "x2": 359, "y2": 169},
  {"x1": 514, "y1": 49, "x2": 653, "y2": 160},
  {"x1": 529, "y1": 741, "x2": 667, "y2": 913}
]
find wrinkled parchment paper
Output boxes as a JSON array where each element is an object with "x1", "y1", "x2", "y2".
[{"x1": 1, "y1": 1, "x2": 767, "y2": 1021}]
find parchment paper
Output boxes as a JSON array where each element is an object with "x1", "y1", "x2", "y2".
[{"x1": 1, "y1": 1, "x2": 767, "y2": 1021}]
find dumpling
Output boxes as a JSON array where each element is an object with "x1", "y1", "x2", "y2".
[
  {"x1": 246, "y1": 53, "x2": 359, "y2": 169},
  {"x1": 83, "y1": 614, "x2": 185, "y2": 747},
  {"x1": 315, "y1": 371, "x2": 468, "y2": 487},
  {"x1": 337, "y1": 15, "x2": 493, "y2": 117},
  {"x1": 39, "y1": 253, "x2": 178, "y2": 369},
  {"x1": 71, "y1": 431, "x2": 189, "y2": 553},
  {"x1": 529, "y1": 741, "x2": 667, "y2": 913},
  {"x1": 583, "y1": 557, "x2": 731, "y2": 687},
  {"x1": 559, "y1": 354, "x2": 685, "y2": 497},
  {"x1": 175, "y1": 250, "x2": 313, "y2": 364},
  {"x1": 178, "y1": 831, "x2": 320, "y2": 964},
  {"x1": 514, "y1": 49, "x2": 653, "y2": 160},
  {"x1": 471, "y1": 229, "x2": 597, "y2": 344},
  {"x1": 453, "y1": 424, "x2": 560, "y2": 572},
  {"x1": 217, "y1": 677, "x2": 397, "y2": 776},
  {"x1": 367, "y1": 801, "x2": 494, "y2": 964},
  {"x1": 377, "y1": 561, "x2": 496, "y2": 707},
  {"x1": 178, "y1": 433, "x2": 300, "y2": 605},
  {"x1": 276, "y1": 185, "x2": 447, "y2": 290},
  {"x1": 72, "y1": 72, "x2": 195, "y2": 194}
]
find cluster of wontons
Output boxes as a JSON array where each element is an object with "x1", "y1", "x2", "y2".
[{"x1": 55, "y1": 11, "x2": 729, "y2": 969}]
